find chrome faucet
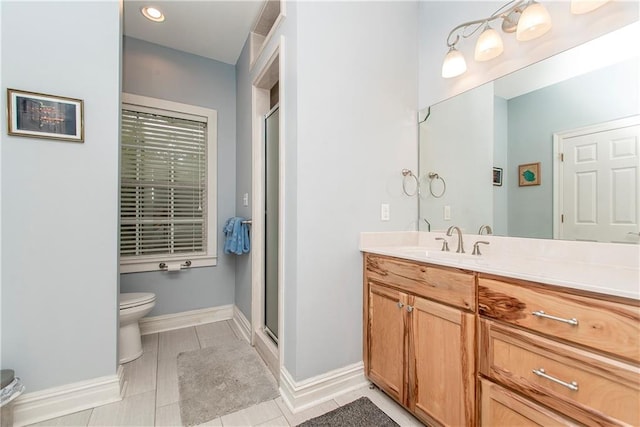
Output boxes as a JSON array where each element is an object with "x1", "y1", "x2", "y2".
[
  {"x1": 446, "y1": 226, "x2": 465, "y2": 253},
  {"x1": 472, "y1": 241, "x2": 490, "y2": 255},
  {"x1": 478, "y1": 225, "x2": 493, "y2": 235}
]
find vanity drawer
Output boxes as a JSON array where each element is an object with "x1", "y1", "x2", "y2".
[
  {"x1": 478, "y1": 276, "x2": 640, "y2": 363},
  {"x1": 365, "y1": 253, "x2": 475, "y2": 311},
  {"x1": 480, "y1": 378, "x2": 578, "y2": 426},
  {"x1": 479, "y1": 319, "x2": 640, "y2": 426}
]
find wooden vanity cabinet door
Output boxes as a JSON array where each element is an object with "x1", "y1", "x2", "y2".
[
  {"x1": 366, "y1": 281, "x2": 407, "y2": 404},
  {"x1": 409, "y1": 296, "x2": 475, "y2": 427},
  {"x1": 480, "y1": 379, "x2": 578, "y2": 426}
]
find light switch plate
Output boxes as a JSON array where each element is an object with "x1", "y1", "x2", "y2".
[
  {"x1": 444, "y1": 205, "x2": 451, "y2": 220},
  {"x1": 243, "y1": 193, "x2": 249, "y2": 207},
  {"x1": 381, "y1": 203, "x2": 390, "y2": 221}
]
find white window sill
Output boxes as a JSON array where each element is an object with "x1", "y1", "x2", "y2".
[{"x1": 120, "y1": 255, "x2": 217, "y2": 274}]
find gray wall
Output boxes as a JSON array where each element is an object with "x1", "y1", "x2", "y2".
[
  {"x1": 234, "y1": 38, "x2": 253, "y2": 322},
  {"x1": 507, "y1": 59, "x2": 639, "y2": 238},
  {"x1": 493, "y1": 97, "x2": 508, "y2": 236},
  {"x1": 120, "y1": 37, "x2": 238, "y2": 316},
  {"x1": 420, "y1": 83, "x2": 494, "y2": 234},
  {"x1": 235, "y1": 1, "x2": 418, "y2": 381},
  {"x1": 289, "y1": 1, "x2": 418, "y2": 380},
  {"x1": 1, "y1": 1, "x2": 120, "y2": 392}
]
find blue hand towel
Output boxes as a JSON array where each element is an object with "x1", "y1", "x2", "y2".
[{"x1": 223, "y1": 217, "x2": 251, "y2": 255}]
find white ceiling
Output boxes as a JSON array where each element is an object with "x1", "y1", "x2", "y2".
[{"x1": 123, "y1": 0, "x2": 264, "y2": 65}]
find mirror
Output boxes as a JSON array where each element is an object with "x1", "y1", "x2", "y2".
[{"x1": 419, "y1": 24, "x2": 639, "y2": 244}]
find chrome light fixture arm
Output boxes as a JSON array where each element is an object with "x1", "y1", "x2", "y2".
[{"x1": 445, "y1": 0, "x2": 526, "y2": 48}]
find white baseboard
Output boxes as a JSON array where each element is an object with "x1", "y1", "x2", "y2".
[
  {"x1": 231, "y1": 306, "x2": 251, "y2": 343},
  {"x1": 139, "y1": 304, "x2": 234, "y2": 335},
  {"x1": 12, "y1": 366, "x2": 124, "y2": 427},
  {"x1": 254, "y1": 329, "x2": 279, "y2": 380},
  {"x1": 279, "y1": 362, "x2": 368, "y2": 413}
]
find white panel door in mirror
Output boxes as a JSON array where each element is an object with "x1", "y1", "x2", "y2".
[{"x1": 561, "y1": 124, "x2": 639, "y2": 243}]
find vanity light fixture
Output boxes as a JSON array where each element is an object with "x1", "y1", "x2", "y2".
[
  {"x1": 141, "y1": 6, "x2": 165, "y2": 23},
  {"x1": 442, "y1": 47, "x2": 467, "y2": 78},
  {"x1": 570, "y1": 0, "x2": 611, "y2": 14},
  {"x1": 442, "y1": 0, "x2": 553, "y2": 78},
  {"x1": 516, "y1": 1, "x2": 553, "y2": 41},
  {"x1": 475, "y1": 24, "x2": 504, "y2": 61}
]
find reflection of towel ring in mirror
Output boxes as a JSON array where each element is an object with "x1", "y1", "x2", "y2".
[
  {"x1": 428, "y1": 172, "x2": 446, "y2": 198},
  {"x1": 401, "y1": 169, "x2": 419, "y2": 197}
]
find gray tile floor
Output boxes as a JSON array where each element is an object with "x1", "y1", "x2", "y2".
[{"x1": 27, "y1": 321, "x2": 422, "y2": 426}]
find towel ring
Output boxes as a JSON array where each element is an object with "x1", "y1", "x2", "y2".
[
  {"x1": 401, "y1": 169, "x2": 419, "y2": 197},
  {"x1": 428, "y1": 172, "x2": 446, "y2": 198}
]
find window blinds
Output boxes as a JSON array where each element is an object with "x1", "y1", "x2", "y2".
[{"x1": 120, "y1": 109, "x2": 207, "y2": 258}]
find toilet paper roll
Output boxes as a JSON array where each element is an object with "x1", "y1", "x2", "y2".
[{"x1": 167, "y1": 262, "x2": 182, "y2": 272}]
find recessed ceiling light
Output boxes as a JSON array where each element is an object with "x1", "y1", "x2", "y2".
[{"x1": 141, "y1": 6, "x2": 165, "y2": 23}]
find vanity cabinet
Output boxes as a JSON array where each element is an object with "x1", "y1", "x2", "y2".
[
  {"x1": 364, "y1": 253, "x2": 476, "y2": 427},
  {"x1": 362, "y1": 251, "x2": 639, "y2": 426},
  {"x1": 478, "y1": 274, "x2": 640, "y2": 426}
]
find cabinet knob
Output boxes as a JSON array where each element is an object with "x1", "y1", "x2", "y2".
[
  {"x1": 406, "y1": 305, "x2": 413, "y2": 313},
  {"x1": 397, "y1": 302, "x2": 404, "y2": 309}
]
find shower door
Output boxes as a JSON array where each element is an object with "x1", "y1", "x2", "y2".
[{"x1": 264, "y1": 106, "x2": 279, "y2": 343}]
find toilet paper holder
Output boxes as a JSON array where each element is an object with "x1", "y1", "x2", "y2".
[{"x1": 159, "y1": 260, "x2": 192, "y2": 271}]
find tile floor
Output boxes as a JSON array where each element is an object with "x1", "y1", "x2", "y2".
[{"x1": 27, "y1": 321, "x2": 422, "y2": 427}]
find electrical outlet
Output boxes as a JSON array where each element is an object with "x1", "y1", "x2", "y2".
[
  {"x1": 381, "y1": 203, "x2": 390, "y2": 221},
  {"x1": 243, "y1": 193, "x2": 249, "y2": 207},
  {"x1": 444, "y1": 205, "x2": 451, "y2": 220}
]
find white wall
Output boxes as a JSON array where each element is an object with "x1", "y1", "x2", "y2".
[
  {"x1": 418, "y1": 1, "x2": 639, "y2": 108},
  {"x1": 120, "y1": 37, "x2": 237, "y2": 316},
  {"x1": 419, "y1": 83, "x2": 494, "y2": 234},
  {"x1": 290, "y1": 0, "x2": 418, "y2": 380},
  {"x1": 1, "y1": 1, "x2": 120, "y2": 392}
]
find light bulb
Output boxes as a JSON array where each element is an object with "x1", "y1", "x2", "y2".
[
  {"x1": 571, "y1": 0, "x2": 611, "y2": 14},
  {"x1": 141, "y1": 6, "x2": 165, "y2": 22},
  {"x1": 442, "y1": 47, "x2": 467, "y2": 78},
  {"x1": 474, "y1": 25, "x2": 504, "y2": 61},
  {"x1": 516, "y1": 1, "x2": 552, "y2": 41}
]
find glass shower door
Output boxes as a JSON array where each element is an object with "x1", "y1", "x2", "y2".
[{"x1": 264, "y1": 106, "x2": 279, "y2": 343}]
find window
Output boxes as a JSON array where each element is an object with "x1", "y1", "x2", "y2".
[{"x1": 120, "y1": 93, "x2": 217, "y2": 273}]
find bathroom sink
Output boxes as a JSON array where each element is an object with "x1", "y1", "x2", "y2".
[{"x1": 394, "y1": 247, "x2": 483, "y2": 263}]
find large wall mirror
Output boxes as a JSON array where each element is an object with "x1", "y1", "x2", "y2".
[{"x1": 418, "y1": 23, "x2": 639, "y2": 244}]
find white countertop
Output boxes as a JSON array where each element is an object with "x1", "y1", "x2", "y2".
[{"x1": 360, "y1": 232, "x2": 640, "y2": 301}]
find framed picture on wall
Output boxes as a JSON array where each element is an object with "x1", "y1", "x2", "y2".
[
  {"x1": 492, "y1": 167, "x2": 503, "y2": 186},
  {"x1": 7, "y1": 89, "x2": 84, "y2": 142},
  {"x1": 518, "y1": 162, "x2": 541, "y2": 186}
]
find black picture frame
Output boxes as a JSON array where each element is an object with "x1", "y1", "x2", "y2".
[{"x1": 493, "y1": 167, "x2": 503, "y2": 186}]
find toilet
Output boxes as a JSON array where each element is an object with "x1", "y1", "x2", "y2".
[{"x1": 119, "y1": 293, "x2": 156, "y2": 364}]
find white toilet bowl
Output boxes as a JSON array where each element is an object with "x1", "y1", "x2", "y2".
[{"x1": 119, "y1": 293, "x2": 156, "y2": 364}]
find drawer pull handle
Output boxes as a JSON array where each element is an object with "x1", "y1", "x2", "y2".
[
  {"x1": 397, "y1": 302, "x2": 404, "y2": 309},
  {"x1": 532, "y1": 310, "x2": 579, "y2": 326},
  {"x1": 532, "y1": 368, "x2": 579, "y2": 391}
]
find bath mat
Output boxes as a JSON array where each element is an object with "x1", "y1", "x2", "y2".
[
  {"x1": 297, "y1": 397, "x2": 399, "y2": 427},
  {"x1": 177, "y1": 339, "x2": 279, "y2": 426}
]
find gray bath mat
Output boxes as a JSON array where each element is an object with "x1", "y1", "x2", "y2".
[
  {"x1": 298, "y1": 397, "x2": 399, "y2": 427},
  {"x1": 177, "y1": 340, "x2": 279, "y2": 426}
]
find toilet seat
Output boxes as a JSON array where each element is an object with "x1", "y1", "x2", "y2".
[{"x1": 120, "y1": 292, "x2": 156, "y2": 310}]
